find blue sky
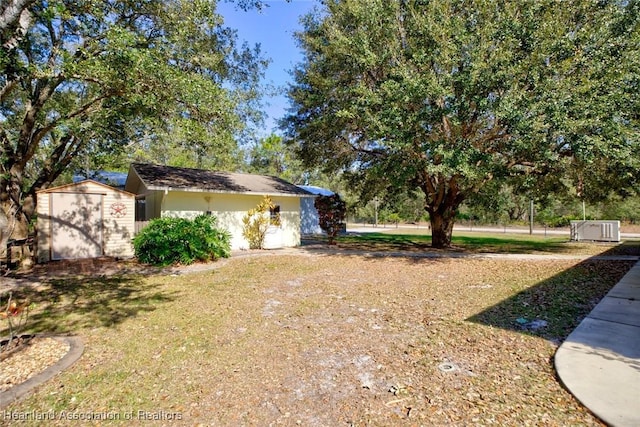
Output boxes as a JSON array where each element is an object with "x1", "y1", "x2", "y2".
[{"x1": 217, "y1": 0, "x2": 320, "y2": 136}]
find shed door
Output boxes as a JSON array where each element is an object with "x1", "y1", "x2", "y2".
[{"x1": 51, "y1": 192, "x2": 104, "y2": 260}]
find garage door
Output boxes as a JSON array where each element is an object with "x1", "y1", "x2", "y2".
[{"x1": 51, "y1": 192, "x2": 104, "y2": 260}]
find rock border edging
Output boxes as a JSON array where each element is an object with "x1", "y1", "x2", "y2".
[{"x1": 0, "y1": 335, "x2": 84, "y2": 409}]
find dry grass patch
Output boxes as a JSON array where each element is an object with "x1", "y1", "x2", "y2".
[{"x1": 3, "y1": 252, "x2": 636, "y2": 425}]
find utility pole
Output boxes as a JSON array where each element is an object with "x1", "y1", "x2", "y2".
[
  {"x1": 529, "y1": 199, "x2": 534, "y2": 235},
  {"x1": 373, "y1": 197, "x2": 379, "y2": 227}
]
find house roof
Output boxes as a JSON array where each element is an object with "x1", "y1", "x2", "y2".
[
  {"x1": 297, "y1": 185, "x2": 335, "y2": 196},
  {"x1": 125, "y1": 163, "x2": 314, "y2": 197}
]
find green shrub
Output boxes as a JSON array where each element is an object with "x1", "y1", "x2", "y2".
[{"x1": 133, "y1": 215, "x2": 231, "y2": 266}]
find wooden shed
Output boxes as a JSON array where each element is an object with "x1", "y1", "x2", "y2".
[{"x1": 36, "y1": 180, "x2": 135, "y2": 263}]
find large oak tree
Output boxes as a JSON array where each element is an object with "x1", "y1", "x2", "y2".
[
  {"x1": 283, "y1": 0, "x2": 639, "y2": 248},
  {"x1": 0, "y1": 0, "x2": 267, "y2": 244}
]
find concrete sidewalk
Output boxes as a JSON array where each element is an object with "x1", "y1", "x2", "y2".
[{"x1": 555, "y1": 261, "x2": 640, "y2": 427}]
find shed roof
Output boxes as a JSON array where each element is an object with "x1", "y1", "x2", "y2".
[
  {"x1": 37, "y1": 179, "x2": 134, "y2": 196},
  {"x1": 125, "y1": 163, "x2": 314, "y2": 197}
]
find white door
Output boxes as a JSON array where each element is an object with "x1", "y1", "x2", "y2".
[{"x1": 51, "y1": 192, "x2": 104, "y2": 260}]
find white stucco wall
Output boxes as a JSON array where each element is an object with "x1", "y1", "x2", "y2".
[
  {"x1": 300, "y1": 197, "x2": 323, "y2": 235},
  {"x1": 159, "y1": 191, "x2": 302, "y2": 250}
]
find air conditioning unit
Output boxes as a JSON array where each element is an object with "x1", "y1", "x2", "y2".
[{"x1": 570, "y1": 220, "x2": 620, "y2": 242}]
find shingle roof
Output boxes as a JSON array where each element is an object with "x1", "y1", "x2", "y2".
[{"x1": 127, "y1": 163, "x2": 314, "y2": 197}]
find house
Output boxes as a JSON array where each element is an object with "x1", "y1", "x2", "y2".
[
  {"x1": 124, "y1": 163, "x2": 315, "y2": 250},
  {"x1": 36, "y1": 180, "x2": 135, "y2": 262},
  {"x1": 297, "y1": 185, "x2": 335, "y2": 235}
]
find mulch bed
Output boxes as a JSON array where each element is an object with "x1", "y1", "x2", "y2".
[{"x1": 0, "y1": 335, "x2": 70, "y2": 393}]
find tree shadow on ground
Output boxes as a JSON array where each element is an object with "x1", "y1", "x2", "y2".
[
  {"x1": 466, "y1": 242, "x2": 640, "y2": 343},
  {"x1": 1, "y1": 273, "x2": 178, "y2": 335},
  {"x1": 450, "y1": 235, "x2": 575, "y2": 254},
  {"x1": 302, "y1": 233, "x2": 432, "y2": 253},
  {"x1": 302, "y1": 232, "x2": 630, "y2": 256}
]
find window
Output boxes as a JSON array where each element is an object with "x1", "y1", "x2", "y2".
[{"x1": 270, "y1": 205, "x2": 281, "y2": 226}]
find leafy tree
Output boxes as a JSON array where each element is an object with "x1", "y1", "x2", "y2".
[
  {"x1": 283, "y1": 0, "x2": 639, "y2": 248},
  {"x1": 315, "y1": 194, "x2": 346, "y2": 244},
  {"x1": 245, "y1": 134, "x2": 306, "y2": 182},
  {"x1": 0, "y1": 0, "x2": 267, "y2": 246},
  {"x1": 462, "y1": 180, "x2": 527, "y2": 224},
  {"x1": 380, "y1": 190, "x2": 429, "y2": 224},
  {"x1": 600, "y1": 196, "x2": 640, "y2": 224}
]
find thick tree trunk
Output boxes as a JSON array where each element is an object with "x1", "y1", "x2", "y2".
[
  {"x1": 429, "y1": 208, "x2": 456, "y2": 249},
  {"x1": 0, "y1": 162, "x2": 35, "y2": 265},
  {"x1": 421, "y1": 174, "x2": 465, "y2": 249},
  {"x1": 1, "y1": 199, "x2": 31, "y2": 236},
  {"x1": 0, "y1": 198, "x2": 31, "y2": 264}
]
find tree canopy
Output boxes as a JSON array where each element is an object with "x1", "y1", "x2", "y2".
[
  {"x1": 246, "y1": 134, "x2": 305, "y2": 182},
  {"x1": 0, "y1": 0, "x2": 267, "y2": 242},
  {"x1": 283, "y1": 0, "x2": 640, "y2": 247}
]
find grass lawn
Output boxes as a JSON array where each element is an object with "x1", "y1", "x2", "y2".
[
  {"x1": 2, "y1": 237, "x2": 639, "y2": 425},
  {"x1": 318, "y1": 227, "x2": 639, "y2": 256}
]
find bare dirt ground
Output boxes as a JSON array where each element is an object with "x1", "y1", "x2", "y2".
[{"x1": 2, "y1": 247, "x2": 635, "y2": 426}]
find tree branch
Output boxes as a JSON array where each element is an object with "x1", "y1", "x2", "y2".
[
  {"x1": 17, "y1": 75, "x2": 65, "y2": 166},
  {"x1": 0, "y1": 79, "x2": 18, "y2": 102},
  {"x1": 0, "y1": 0, "x2": 34, "y2": 49},
  {"x1": 27, "y1": 133, "x2": 85, "y2": 195},
  {"x1": 21, "y1": 78, "x2": 114, "y2": 170},
  {"x1": 0, "y1": 0, "x2": 34, "y2": 31}
]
